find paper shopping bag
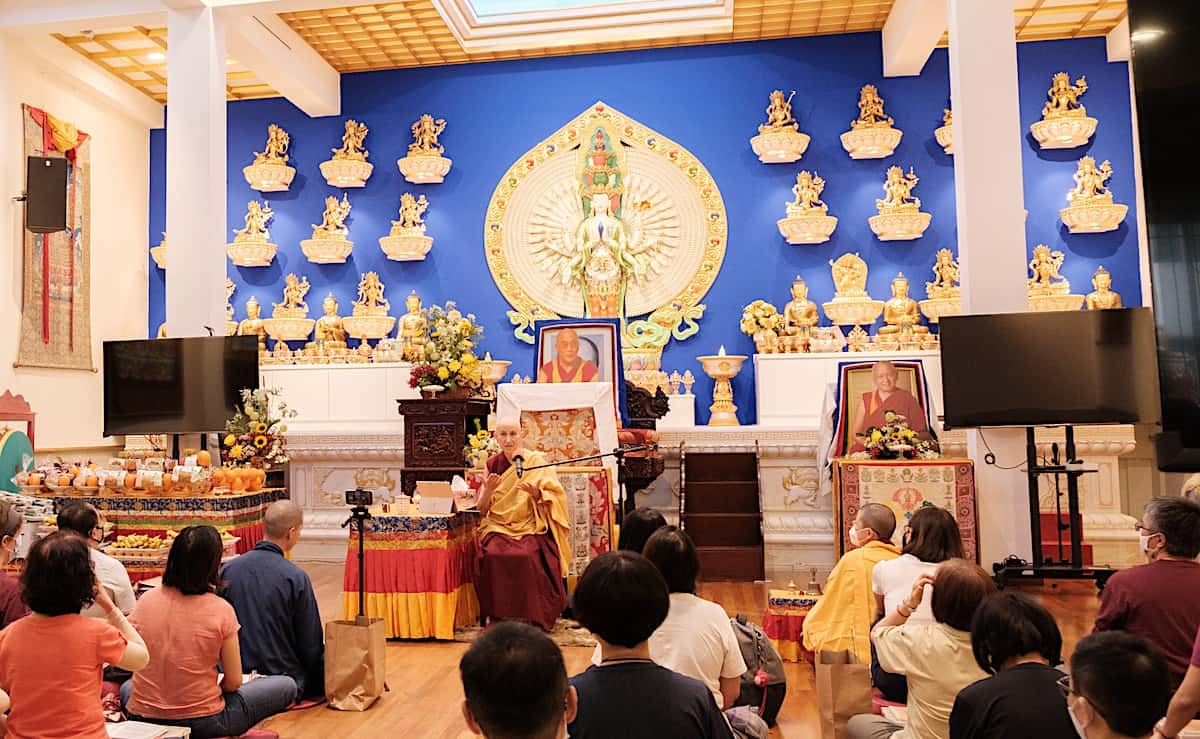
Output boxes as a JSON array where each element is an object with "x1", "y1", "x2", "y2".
[
  {"x1": 815, "y1": 649, "x2": 873, "y2": 739},
  {"x1": 324, "y1": 618, "x2": 386, "y2": 711}
]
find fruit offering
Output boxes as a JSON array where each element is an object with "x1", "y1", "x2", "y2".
[{"x1": 113, "y1": 534, "x2": 168, "y2": 550}]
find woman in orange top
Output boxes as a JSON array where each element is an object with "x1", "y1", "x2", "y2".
[
  {"x1": 122, "y1": 526, "x2": 298, "y2": 739},
  {"x1": 0, "y1": 531, "x2": 149, "y2": 739}
]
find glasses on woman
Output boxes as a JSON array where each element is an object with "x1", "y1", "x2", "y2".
[{"x1": 1055, "y1": 674, "x2": 1073, "y2": 699}]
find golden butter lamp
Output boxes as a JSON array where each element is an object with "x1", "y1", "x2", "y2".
[{"x1": 696, "y1": 346, "x2": 747, "y2": 427}]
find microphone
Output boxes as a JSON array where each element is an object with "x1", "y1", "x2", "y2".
[{"x1": 514, "y1": 454, "x2": 525, "y2": 479}]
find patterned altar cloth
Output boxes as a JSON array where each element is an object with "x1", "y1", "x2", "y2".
[
  {"x1": 763, "y1": 589, "x2": 820, "y2": 663},
  {"x1": 834, "y1": 459, "x2": 978, "y2": 560},
  {"x1": 34, "y1": 488, "x2": 288, "y2": 583},
  {"x1": 342, "y1": 511, "x2": 481, "y2": 640}
]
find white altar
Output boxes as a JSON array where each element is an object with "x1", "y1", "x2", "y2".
[{"x1": 261, "y1": 353, "x2": 1139, "y2": 573}]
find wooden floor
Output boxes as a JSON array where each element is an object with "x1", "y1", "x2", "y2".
[{"x1": 261, "y1": 564, "x2": 1101, "y2": 739}]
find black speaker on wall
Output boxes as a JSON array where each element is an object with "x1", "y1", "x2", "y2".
[{"x1": 24, "y1": 156, "x2": 67, "y2": 233}]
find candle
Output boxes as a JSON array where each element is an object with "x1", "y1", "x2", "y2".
[
  {"x1": 484, "y1": 352, "x2": 492, "y2": 361},
  {"x1": 718, "y1": 345, "x2": 726, "y2": 356}
]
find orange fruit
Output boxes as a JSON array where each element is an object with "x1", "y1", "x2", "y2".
[
  {"x1": 196, "y1": 450, "x2": 212, "y2": 468},
  {"x1": 68, "y1": 465, "x2": 80, "y2": 476},
  {"x1": 162, "y1": 473, "x2": 174, "y2": 491},
  {"x1": 57, "y1": 474, "x2": 71, "y2": 486},
  {"x1": 124, "y1": 473, "x2": 137, "y2": 489},
  {"x1": 124, "y1": 459, "x2": 138, "y2": 472},
  {"x1": 27, "y1": 473, "x2": 42, "y2": 486},
  {"x1": 85, "y1": 475, "x2": 99, "y2": 487},
  {"x1": 212, "y1": 468, "x2": 227, "y2": 486},
  {"x1": 230, "y1": 474, "x2": 246, "y2": 492}
]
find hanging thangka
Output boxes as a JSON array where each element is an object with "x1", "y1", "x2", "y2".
[{"x1": 16, "y1": 104, "x2": 92, "y2": 371}]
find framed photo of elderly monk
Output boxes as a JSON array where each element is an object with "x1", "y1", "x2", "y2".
[
  {"x1": 533, "y1": 318, "x2": 625, "y2": 423},
  {"x1": 831, "y1": 359, "x2": 936, "y2": 459}
]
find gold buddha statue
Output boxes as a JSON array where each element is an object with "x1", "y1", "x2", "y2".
[
  {"x1": 314, "y1": 293, "x2": 347, "y2": 346},
  {"x1": 1086, "y1": 266, "x2": 1122, "y2": 310},
  {"x1": 238, "y1": 296, "x2": 267, "y2": 353},
  {"x1": 1028, "y1": 245, "x2": 1071, "y2": 296},
  {"x1": 782, "y1": 277, "x2": 820, "y2": 351},
  {"x1": 398, "y1": 290, "x2": 428, "y2": 362},
  {"x1": 878, "y1": 274, "x2": 928, "y2": 338},
  {"x1": 272, "y1": 274, "x2": 311, "y2": 319}
]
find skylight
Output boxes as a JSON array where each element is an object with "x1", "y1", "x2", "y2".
[{"x1": 468, "y1": 0, "x2": 632, "y2": 17}]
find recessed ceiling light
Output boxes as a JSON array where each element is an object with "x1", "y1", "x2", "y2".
[
  {"x1": 146, "y1": 51, "x2": 166, "y2": 62},
  {"x1": 1131, "y1": 28, "x2": 1165, "y2": 44}
]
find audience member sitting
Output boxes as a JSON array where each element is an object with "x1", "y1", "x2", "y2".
[
  {"x1": 618, "y1": 507, "x2": 667, "y2": 554},
  {"x1": 221, "y1": 500, "x2": 324, "y2": 699},
  {"x1": 638, "y1": 526, "x2": 747, "y2": 710},
  {"x1": 949, "y1": 592, "x2": 1073, "y2": 739},
  {"x1": 1067, "y1": 632, "x2": 1169, "y2": 739},
  {"x1": 460, "y1": 620, "x2": 577, "y2": 739},
  {"x1": 0, "y1": 531, "x2": 148, "y2": 739},
  {"x1": 123, "y1": 525, "x2": 298, "y2": 739},
  {"x1": 57, "y1": 502, "x2": 136, "y2": 618},
  {"x1": 1153, "y1": 622, "x2": 1200, "y2": 739},
  {"x1": 804, "y1": 503, "x2": 900, "y2": 665},
  {"x1": 871, "y1": 505, "x2": 964, "y2": 702},
  {"x1": 847, "y1": 559, "x2": 995, "y2": 739},
  {"x1": 1094, "y1": 496, "x2": 1200, "y2": 689},
  {"x1": 569, "y1": 550, "x2": 733, "y2": 739},
  {"x1": 0, "y1": 501, "x2": 28, "y2": 628}
]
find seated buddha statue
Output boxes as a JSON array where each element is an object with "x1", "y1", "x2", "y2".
[
  {"x1": 313, "y1": 293, "x2": 347, "y2": 348},
  {"x1": 878, "y1": 274, "x2": 928, "y2": 337},
  {"x1": 1085, "y1": 266, "x2": 1122, "y2": 310},
  {"x1": 237, "y1": 296, "x2": 268, "y2": 354},
  {"x1": 782, "y1": 277, "x2": 820, "y2": 351}
]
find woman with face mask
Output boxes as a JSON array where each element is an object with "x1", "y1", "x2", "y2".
[
  {"x1": 0, "y1": 501, "x2": 28, "y2": 628},
  {"x1": 1063, "y1": 631, "x2": 1169, "y2": 739},
  {"x1": 870, "y1": 506, "x2": 965, "y2": 703}
]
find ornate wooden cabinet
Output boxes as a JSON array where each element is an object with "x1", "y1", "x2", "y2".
[{"x1": 396, "y1": 398, "x2": 490, "y2": 495}]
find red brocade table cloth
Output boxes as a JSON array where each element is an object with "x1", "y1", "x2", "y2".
[
  {"x1": 342, "y1": 511, "x2": 481, "y2": 640},
  {"x1": 763, "y1": 589, "x2": 820, "y2": 663},
  {"x1": 36, "y1": 488, "x2": 287, "y2": 582}
]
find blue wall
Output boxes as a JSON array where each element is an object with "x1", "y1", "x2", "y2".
[{"x1": 148, "y1": 34, "x2": 1141, "y2": 424}]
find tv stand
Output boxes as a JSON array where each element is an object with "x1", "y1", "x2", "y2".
[{"x1": 992, "y1": 425, "x2": 1116, "y2": 591}]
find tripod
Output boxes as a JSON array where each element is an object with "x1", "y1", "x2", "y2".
[
  {"x1": 518, "y1": 444, "x2": 653, "y2": 526},
  {"x1": 341, "y1": 505, "x2": 373, "y2": 626}
]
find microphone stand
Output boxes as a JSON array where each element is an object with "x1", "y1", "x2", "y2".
[{"x1": 517, "y1": 444, "x2": 654, "y2": 526}]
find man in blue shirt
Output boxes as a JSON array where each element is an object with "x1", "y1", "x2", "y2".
[{"x1": 221, "y1": 500, "x2": 325, "y2": 699}]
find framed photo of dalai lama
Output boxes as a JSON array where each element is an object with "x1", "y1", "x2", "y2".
[
  {"x1": 533, "y1": 319, "x2": 625, "y2": 423},
  {"x1": 832, "y1": 359, "x2": 936, "y2": 458}
]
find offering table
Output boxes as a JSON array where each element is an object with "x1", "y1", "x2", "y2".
[
  {"x1": 763, "y1": 589, "x2": 820, "y2": 663},
  {"x1": 342, "y1": 510, "x2": 480, "y2": 639}
]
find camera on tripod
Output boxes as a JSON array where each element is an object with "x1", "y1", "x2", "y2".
[{"x1": 345, "y1": 488, "x2": 373, "y2": 507}]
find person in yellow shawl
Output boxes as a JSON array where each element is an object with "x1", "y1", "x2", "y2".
[
  {"x1": 802, "y1": 503, "x2": 900, "y2": 664},
  {"x1": 476, "y1": 417, "x2": 572, "y2": 631}
]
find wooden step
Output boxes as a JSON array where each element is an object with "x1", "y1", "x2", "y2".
[
  {"x1": 684, "y1": 452, "x2": 757, "y2": 482},
  {"x1": 697, "y1": 545, "x2": 764, "y2": 581},
  {"x1": 684, "y1": 481, "x2": 760, "y2": 514},
  {"x1": 684, "y1": 513, "x2": 762, "y2": 547}
]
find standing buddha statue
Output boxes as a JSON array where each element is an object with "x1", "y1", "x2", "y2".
[{"x1": 398, "y1": 290, "x2": 429, "y2": 362}]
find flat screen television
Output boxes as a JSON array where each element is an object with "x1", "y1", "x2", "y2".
[
  {"x1": 1128, "y1": 0, "x2": 1200, "y2": 469},
  {"x1": 939, "y1": 308, "x2": 1161, "y2": 429},
  {"x1": 103, "y1": 336, "x2": 259, "y2": 436}
]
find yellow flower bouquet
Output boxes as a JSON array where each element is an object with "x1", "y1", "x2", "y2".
[
  {"x1": 409, "y1": 301, "x2": 485, "y2": 395},
  {"x1": 222, "y1": 387, "x2": 297, "y2": 469},
  {"x1": 859, "y1": 410, "x2": 939, "y2": 460}
]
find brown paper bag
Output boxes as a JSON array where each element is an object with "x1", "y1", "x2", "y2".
[
  {"x1": 325, "y1": 618, "x2": 386, "y2": 711},
  {"x1": 815, "y1": 649, "x2": 873, "y2": 739}
]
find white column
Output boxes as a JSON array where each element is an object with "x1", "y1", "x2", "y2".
[
  {"x1": 165, "y1": 7, "x2": 227, "y2": 337},
  {"x1": 947, "y1": 0, "x2": 1032, "y2": 566}
]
